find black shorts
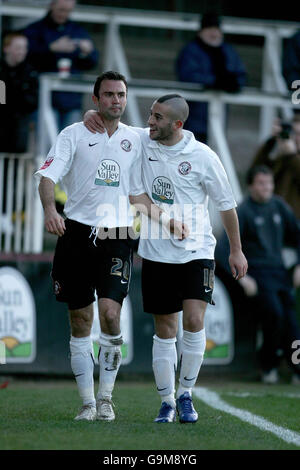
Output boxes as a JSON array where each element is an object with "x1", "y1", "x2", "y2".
[
  {"x1": 142, "y1": 258, "x2": 215, "y2": 315},
  {"x1": 51, "y1": 219, "x2": 134, "y2": 310}
]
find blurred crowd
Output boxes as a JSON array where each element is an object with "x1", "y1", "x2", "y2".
[
  {"x1": 0, "y1": 0, "x2": 99, "y2": 153},
  {"x1": 1, "y1": 2, "x2": 299, "y2": 159}
]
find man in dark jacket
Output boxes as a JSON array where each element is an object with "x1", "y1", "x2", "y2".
[
  {"x1": 176, "y1": 12, "x2": 246, "y2": 143},
  {"x1": 215, "y1": 165, "x2": 300, "y2": 384},
  {"x1": 0, "y1": 31, "x2": 38, "y2": 153},
  {"x1": 251, "y1": 117, "x2": 300, "y2": 219},
  {"x1": 283, "y1": 30, "x2": 300, "y2": 91},
  {"x1": 23, "y1": 0, "x2": 99, "y2": 131}
]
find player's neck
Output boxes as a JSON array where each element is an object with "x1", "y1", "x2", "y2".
[
  {"x1": 102, "y1": 118, "x2": 120, "y2": 137},
  {"x1": 158, "y1": 131, "x2": 184, "y2": 147}
]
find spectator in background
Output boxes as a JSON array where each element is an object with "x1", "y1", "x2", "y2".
[
  {"x1": 251, "y1": 117, "x2": 300, "y2": 219},
  {"x1": 0, "y1": 31, "x2": 38, "y2": 153},
  {"x1": 283, "y1": 29, "x2": 300, "y2": 92},
  {"x1": 176, "y1": 12, "x2": 246, "y2": 143},
  {"x1": 215, "y1": 165, "x2": 300, "y2": 385},
  {"x1": 23, "y1": 0, "x2": 99, "y2": 131}
]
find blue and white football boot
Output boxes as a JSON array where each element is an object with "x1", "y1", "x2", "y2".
[
  {"x1": 176, "y1": 392, "x2": 198, "y2": 423},
  {"x1": 154, "y1": 402, "x2": 176, "y2": 423}
]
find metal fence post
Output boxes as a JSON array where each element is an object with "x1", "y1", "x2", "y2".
[
  {"x1": 259, "y1": 29, "x2": 293, "y2": 142},
  {"x1": 209, "y1": 96, "x2": 243, "y2": 204}
]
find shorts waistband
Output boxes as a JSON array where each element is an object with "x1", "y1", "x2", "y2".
[{"x1": 66, "y1": 219, "x2": 134, "y2": 240}]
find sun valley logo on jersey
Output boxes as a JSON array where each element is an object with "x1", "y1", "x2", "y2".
[
  {"x1": 152, "y1": 176, "x2": 174, "y2": 204},
  {"x1": 95, "y1": 159, "x2": 120, "y2": 187}
]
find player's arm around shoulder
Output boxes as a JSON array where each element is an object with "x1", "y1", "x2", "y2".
[{"x1": 220, "y1": 208, "x2": 248, "y2": 281}]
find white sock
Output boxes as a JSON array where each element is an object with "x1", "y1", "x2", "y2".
[
  {"x1": 70, "y1": 335, "x2": 96, "y2": 407},
  {"x1": 97, "y1": 332, "x2": 123, "y2": 400},
  {"x1": 152, "y1": 334, "x2": 177, "y2": 407},
  {"x1": 177, "y1": 328, "x2": 206, "y2": 399},
  {"x1": 161, "y1": 393, "x2": 176, "y2": 409}
]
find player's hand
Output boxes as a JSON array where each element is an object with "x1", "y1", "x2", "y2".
[
  {"x1": 170, "y1": 219, "x2": 189, "y2": 240},
  {"x1": 50, "y1": 36, "x2": 76, "y2": 53},
  {"x1": 238, "y1": 274, "x2": 258, "y2": 297},
  {"x1": 229, "y1": 250, "x2": 248, "y2": 280},
  {"x1": 44, "y1": 207, "x2": 66, "y2": 237},
  {"x1": 83, "y1": 110, "x2": 105, "y2": 134}
]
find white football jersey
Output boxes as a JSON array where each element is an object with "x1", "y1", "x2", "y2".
[
  {"x1": 35, "y1": 122, "x2": 144, "y2": 228},
  {"x1": 134, "y1": 128, "x2": 236, "y2": 263}
]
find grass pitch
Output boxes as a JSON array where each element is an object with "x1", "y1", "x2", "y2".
[{"x1": 1, "y1": 378, "x2": 300, "y2": 451}]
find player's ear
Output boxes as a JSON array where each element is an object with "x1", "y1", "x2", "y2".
[
  {"x1": 174, "y1": 119, "x2": 183, "y2": 130},
  {"x1": 92, "y1": 94, "x2": 98, "y2": 106}
]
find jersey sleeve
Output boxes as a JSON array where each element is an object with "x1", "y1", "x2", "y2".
[
  {"x1": 129, "y1": 139, "x2": 146, "y2": 196},
  {"x1": 34, "y1": 126, "x2": 76, "y2": 184},
  {"x1": 202, "y1": 151, "x2": 237, "y2": 211}
]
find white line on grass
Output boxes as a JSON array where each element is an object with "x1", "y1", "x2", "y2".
[
  {"x1": 225, "y1": 392, "x2": 300, "y2": 399},
  {"x1": 194, "y1": 387, "x2": 300, "y2": 447}
]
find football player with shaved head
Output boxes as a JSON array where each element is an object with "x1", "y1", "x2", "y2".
[{"x1": 84, "y1": 93, "x2": 248, "y2": 424}]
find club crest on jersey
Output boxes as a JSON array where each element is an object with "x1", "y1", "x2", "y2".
[
  {"x1": 178, "y1": 161, "x2": 192, "y2": 175},
  {"x1": 120, "y1": 139, "x2": 132, "y2": 152},
  {"x1": 152, "y1": 176, "x2": 174, "y2": 205},
  {"x1": 95, "y1": 159, "x2": 120, "y2": 187},
  {"x1": 39, "y1": 156, "x2": 54, "y2": 170}
]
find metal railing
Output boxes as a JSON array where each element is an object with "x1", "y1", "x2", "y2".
[
  {"x1": 0, "y1": 1, "x2": 299, "y2": 136},
  {"x1": 0, "y1": 153, "x2": 36, "y2": 253},
  {"x1": 30, "y1": 74, "x2": 298, "y2": 254},
  {"x1": 2, "y1": 74, "x2": 297, "y2": 254},
  {"x1": 1, "y1": 2, "x2": 299, "y2": 253}
]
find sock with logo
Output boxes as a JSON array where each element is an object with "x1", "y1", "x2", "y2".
[
  {"x1": 97, "y1": 332, "x2": 123, "y2": 400},
  {"x1": 152, "y1": 335, "x2": 177, "y2": 408},
  {"x1": 70, "y1": 335, "x2": 96, "y2": 407},
  {"x1": 176, "y1": 328, "x2": 206, "y2": 399}
]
